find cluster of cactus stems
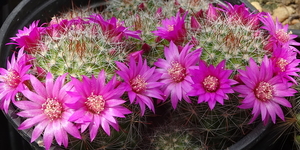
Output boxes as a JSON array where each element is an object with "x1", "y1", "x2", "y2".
[
  {"x1": 1, "y1": 0, "x2": 300, "y2": 150},
  {"x1": 267, "y1": 77, "x2": 300, "y2": 150},
  {"x1": 295, "y1": 80, "x2": 300, "y2": 149},
  {"x1": 283, "y1": 76, "x2": 300, "y2": 150}
]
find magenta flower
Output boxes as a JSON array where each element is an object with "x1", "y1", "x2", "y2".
[
  {"x1": 8, "y1": 21, "x2": 42, "y2": 53},
  {"x1": 89, "y1": 14, "x2": 141, "y2": 42},
  {"x1": 206, "y1": 4, "x2": 219, "y2": 22},
  {"x1": 234, "y1": 56, "x2": 296, "y2": 125},
  {"x1": 116, "y1": 55, "x2": 164, "y2": 115},
  {"x1": 218, "y1": 2, "x2": 261, "y2": 29},
  {"x1": 66, "y1": 70, "x2": 131, "y2": 141},
  {"x1": 155, "y1": 7, "x2": 163, "y2": 19},
  {"x1": 190, "y1": 16, "x2": 201, "y2": 31},
  {"x1": 271, "y1": 45, "x2": 300, "y2": 84},
  {"x1": 0, "y1": 47, "x2": 31, "y2": 113},
  {"x1": 127, "y1": 50, "x2": 144, "y2": 61},
  {"x1": 152, "y1": 11, "x2": 187, "y2": 45},
  {"x1": 15, "y1": 73, "x2": 81, "y2": 150},
  {"x1": 188, "y1": 60, "x2": 237, "y2": 110},
  {"x1": 46, "y1": 17, "x2": 91, "y2": 39},
  {"x1": 260, "y1": 12, "x2": 300, "y2": 52},
  {"x1": 154, "y1": 41, "x2": 202, "y2": 109},
  {"x1": 45, "y1": 19, "x2": 73, "y2": 38}
]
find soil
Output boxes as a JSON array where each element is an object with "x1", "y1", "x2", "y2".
[{"x1": 248, "y1": 0, "x2": 300, "y2": 30}]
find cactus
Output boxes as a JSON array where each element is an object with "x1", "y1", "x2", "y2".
[
  {"x1": 291, "y1": 77, "x2": 300, "y2": 150},
  {"x1": 103, "y1": 0, "x2": 224, "y2": 65},
  {"x1": 264, "y1": 76, "x2": 300, "y2": 150},
  {"x1": 147, "y1": 124, "x2": 200, "y2": 150},
  {"x1": 192, "y1": 17, "x2": 268, "y2": 70},
  {"x1": 103, "y1": 1, "x2": 266, "y2": 149},
  {"x1": 144, "y1": 97, "x2": 257, "y2": 149},
  {"x1": 66, "y1": 104, "x2": 151, "y2": 149},
  {"x1": 33, "y1": 13, "x2": 137, "y2": 80},
  {"x1": 2, "y1": 0, "x2": 299, "y2": 150}
]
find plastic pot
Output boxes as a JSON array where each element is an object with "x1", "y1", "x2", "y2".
[{"x1": 0, "y1": 0, "x2": 273, "y2": 149}]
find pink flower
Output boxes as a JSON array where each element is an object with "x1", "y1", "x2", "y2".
[
  {"x1": 116, "y1": 54, "x2": 164, "y2": 115},
  {"x1": 234, "y1": 56, "x2": 296, "y2": 125},
  {"x1": 155, "y1": 7, "x2": 163, "y2": 19},
  {"x1": 45, "y1": 19, "x2": 73, "y2": 38},
  {"x1": 152, "y1": 11, "x2": 187, "y2": 45},
  {"x1": 127, "y1": 50, "x2": 144, "y2": 61},
  {"x1": 260, "y1": 12, "x2": 300, "y2": 52},
  {"x1": 271, "y1": 46, "x2": 300, "y2": 84},
  {"x1": 15, "y1": 73, "x2": 81, "y2": 150},
  {"x1": 66, "y1": 70, "x2": 131, "y2": 141},
  {"x1": 89, "y1": 14, "x2": 141, "y2": 42},
  {"x1": 190, "y1": 16, "x2": 201, "y2": 31},
  {"x1": 218, "y1": 2, "x2": 261, "y2": 29},
  {"x1": 194, "y1": 9, "x2": 205, "y2": 20},
  {"x1": 8, "y1": 21, "x2": 42, "y2": 53},
  {"x1": 188, "y1": 60, "x2": 237, "y2": 110},
  {"x1": 0, "y1": 47, "x2": 31, "y2": 113},
  {"x1": 154, "y1": 41, "x2": 202, "y2": 109},
  {"x1": 46, "y1": 17, "x2": 90, "y2": 39},
  {"x1": 206, "y1": 4, "x2": 219, "y2": 22},
  {"x1": 138, "y1": 3, "x2": 146, "y2": 10}
]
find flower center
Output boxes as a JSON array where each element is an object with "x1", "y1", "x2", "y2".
[
  {"x1": 130, "y1": 75, "x2": 147, "y2": 93},
  {"x1": 276, "y1": 58, "x2": 288, "y2": 72},
  {"x1": 275, "y1": 29, "x2": 289, "y2": 43},
  {"x1": 4, "y1": 69, "x2": 21, "y2": 88},
  {"x1": 85, "y1": 94, "x2": 106, "y2": 114},
  {"x1": 255, "y1": 81, "x2": 274, "y2": 102},
  {"x1": 42, "y1": 98, "x2": 63, "y2": 120},
  {"x1": 167, "y1": 25, "x2": 174, "y2": 32},
  {"x1": 116, "y1": 21, "x2": 122, "y2": 28},
  {"x1": 168, "y1": 61, "x2": 186, "y2": 82},
  {"x1": 203, "y1": 75, "x2": 219, "y2": 92}
]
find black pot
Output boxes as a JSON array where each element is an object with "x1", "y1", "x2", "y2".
[{"x1": 0, "y1": 0, "x2": 274, "y2": 150}]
